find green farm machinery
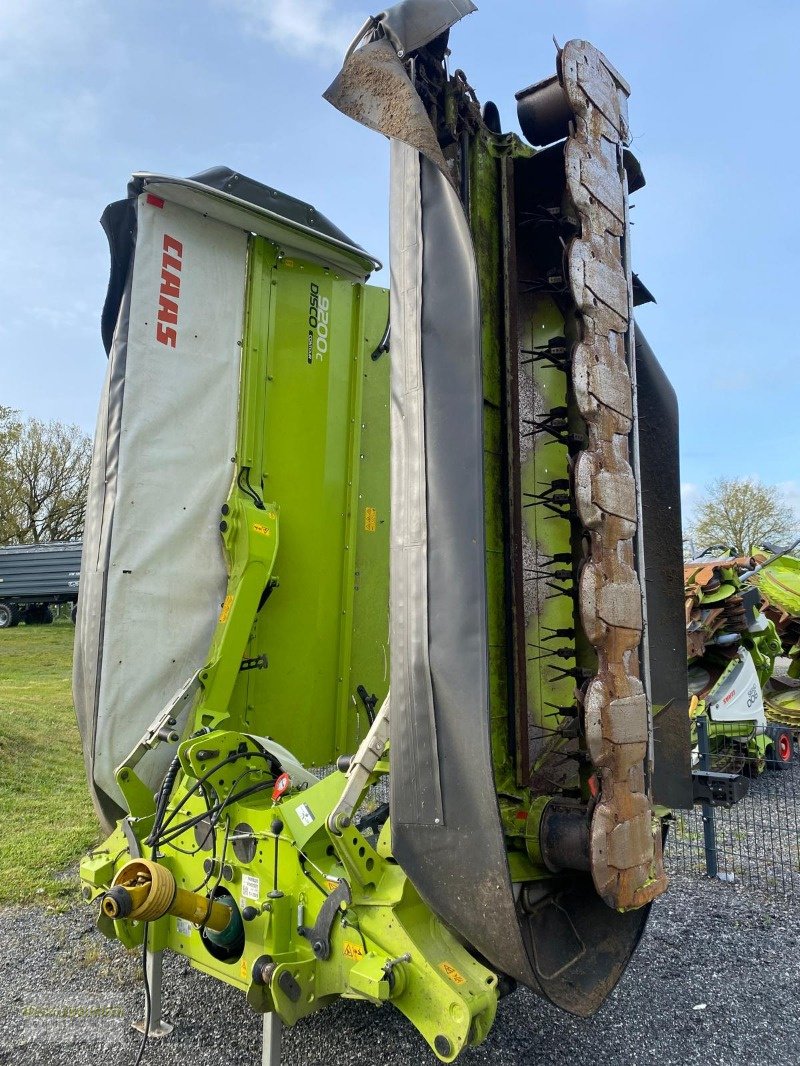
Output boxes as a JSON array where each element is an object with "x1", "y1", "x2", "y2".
[
  {"x1": 685, "y1": 548, "x2": 800, "y2": 776},
  {"x1": 76, "y1": 4, "x2": 701, "y2": 1061}
]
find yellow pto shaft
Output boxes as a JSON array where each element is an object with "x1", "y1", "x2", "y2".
[{"x1": 101, "y1": 858, "x2": 231, "y2": 932}]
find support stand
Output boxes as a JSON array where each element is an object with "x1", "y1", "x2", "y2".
[
  {"x1": 262, "y1": 1012, "x2": 282, "y2": 1066},
  {"x1": 133, "y1": 949, "x2": 174, "y2": 1037},
  {"x1": 696, "y1": 716, "x2": 734, "y2": 882}
]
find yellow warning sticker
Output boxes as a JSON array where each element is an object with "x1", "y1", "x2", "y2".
[
  {"x1": 343, "y1": 942, "x2": 365, "y2": 961},
  {"x1": 219, "y1": 594, "x2": 233, "y2": 623},
  {"x1": 240, "y1": 958, "x2": 248, "y2": 979},
  {"x1": 252, "y1": 523, "x2": 272, "y2": 536},
  {"x1": 440, "y1": 962, "x2": 466, "y2": 985},
  {"x1": 364, "y1": 506, "x2": 377, "y2": 533}
]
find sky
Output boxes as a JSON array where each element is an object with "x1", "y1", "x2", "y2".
[{"x1": 1, "y1": 0, "x2": 799, "y2": 526}]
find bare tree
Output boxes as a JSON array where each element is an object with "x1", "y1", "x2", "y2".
[
  {"x1": 687, "y1": 477, "x2": 798, "y2": 557},
  {"x1": 0, "y1": 411, "x2": 92, "y2": 544}
]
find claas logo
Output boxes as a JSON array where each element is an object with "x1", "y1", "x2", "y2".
[{"x1": 156, "y1": 233, "x2": 183, "y2": 348}]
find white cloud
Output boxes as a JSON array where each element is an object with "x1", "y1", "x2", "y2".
[
  {"x1": 0, "y1": 1, "x2": 106, "y2": 73},
  {"x1": 778, "y1": 481, "x2": 800, "y2": 523},
  {"x1": 216, "y1": 0, "x2": 361, "y2": 60},
  {"x1": 680, "y1": 482, "x2": 701, "y2": 513},
  {"x1": 4, "y1": 90, "x2": 101, "y2": 155}
]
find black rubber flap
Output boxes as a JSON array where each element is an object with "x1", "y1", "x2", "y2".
[
  {"x1": 187, "y1": 166, "x2": 365, "y2": 253},
  {"x1": 635, "y1": 324, "x2": 693, "y2": 810},
  {"x1": 99, "y1": 198, "x2": 136, "y2": 356}
]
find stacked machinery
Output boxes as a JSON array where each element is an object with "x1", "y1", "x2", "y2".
[
  {"x1": 684, "y1": 549, "x2": 800, "y2": 765},
  {"x1": 76, "y1": 4, "x2": 694, "y2": 1060}
]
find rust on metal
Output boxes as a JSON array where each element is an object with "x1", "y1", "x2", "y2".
[
  {"x1": 561, "y1": 40, "x2": 667, "y2": 910},
  {"x1": 324, "y1": 37, "x2": 454, "y2": 184}
]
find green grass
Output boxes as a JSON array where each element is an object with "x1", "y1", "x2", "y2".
[{"x1": 0, "y1": 621, "x2": 100, "y2": 904}]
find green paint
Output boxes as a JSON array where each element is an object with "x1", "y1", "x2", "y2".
[
  {"x1": 80, "y1": 228, "x2": 497, "y2": 1059},
  {"x1": 213, "y1": 241, "x2": 391, "y2": 764}
]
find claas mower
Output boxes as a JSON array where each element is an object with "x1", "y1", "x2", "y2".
[{"x1": 75, "y1": 4, "x2": 697, "y2": 1060}]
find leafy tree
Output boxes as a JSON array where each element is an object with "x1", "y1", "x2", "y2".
[
  {"x1": 687, "y1": 477, "x2": 798, "y2": 557},
  {"x1": 0, "y1": 410, "x2": 92, "y2": 544},
  {"x1": 0, "y1": 406, "x2": 21, "y2": 467}
]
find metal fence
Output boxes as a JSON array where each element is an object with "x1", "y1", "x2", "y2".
[{"x1": 665, "y1": 720, "x2": 800, "y2": 897}]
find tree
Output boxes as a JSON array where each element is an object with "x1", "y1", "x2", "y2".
[
  {"x1": 0, "y1": 409, "x2": 92, "y2": 544},
  {"x1": 687, "y1": 477, "x2": 798, "y2": 557},
  {"x1": 0, "y1": 406, "x2": 21, "y2": 467}
]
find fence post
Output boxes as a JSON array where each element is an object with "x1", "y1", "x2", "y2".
[{"x1": 696, "y1": 714, "x2": 719, "y2": 879}]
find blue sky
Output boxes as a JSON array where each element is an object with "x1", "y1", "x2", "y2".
[{"x1": 2, "y1": 0, "x2": 799, "y2": 524}]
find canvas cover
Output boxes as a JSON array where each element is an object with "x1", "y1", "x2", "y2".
[
  {"x1": 74, "y1": 192, "x2": 248, "y2": 828},
  {"x1": 75, "y1": 171, "x2": 377, "y2": 829}
]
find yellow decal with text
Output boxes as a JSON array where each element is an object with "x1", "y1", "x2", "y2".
[
  {"x1": 343, "y1": 941, "x2": 365, "y2": 961},
  {"x1": 252, "y1": 523, "x2": 272, "y2": 537},
  {"x1": 219, "y1": 594, "x2": 233, "y2": 623},
  {"x1": 240, "y1": 958, "x2": 248, "y2": 979},
  {"x1": 364, "y1": 506, "x2": 377, "y2": 533},
  {"x1": 440, "y1": 962, "x2": 466, "y2": 985}
]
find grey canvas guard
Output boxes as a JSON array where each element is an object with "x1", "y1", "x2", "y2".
[
  {"x1": 326, "y1": 2, "x2": 538, "y2": 989},
  {"x1": 377, "y1": 0, "x2": 476, "y2": 56},
  {"x1": 73, "y1": 271, "x2": 132, "y2": 830}
]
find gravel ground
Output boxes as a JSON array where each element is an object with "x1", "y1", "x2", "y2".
[{"x1": 1, "y1": 872, "x2": 798, "y2": 1066}]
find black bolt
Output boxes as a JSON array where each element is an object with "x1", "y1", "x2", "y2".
[
  {"x1": 434, "y1": 1035, "x2": 452, "y2": 1058},
  {"x1": 251, "y1": 955, "x2": 275, "y2": 986},
  {"x1": 219, "y1": 520, "x2": 228, "y2": 532}
]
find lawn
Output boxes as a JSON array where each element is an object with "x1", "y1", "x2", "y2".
[{"x1": 0, "y1": 620, "x2": 100, "y2": 904}]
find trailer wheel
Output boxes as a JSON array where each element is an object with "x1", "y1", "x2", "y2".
[
  {"x1": 767, "y1": 726, "x2": 794, "y2": 770},
  {"x1": 0, "y1": 603, "x2": 15, "y2": 629},
  {"x1": 70, "y1": 603, "x2": 78, "y2": 624}
]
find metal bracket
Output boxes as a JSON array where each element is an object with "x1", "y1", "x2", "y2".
[
  {"x1": 241, "y1": 654, "x2": 269, "y2": 671},
  {"x1": 692, "y1": 770, "x2": 749, "y2": 808},
  {"x1": 298, "y1": 880, "x2": 351, "y2": 960},
  {"x1": 328, "y1": 694, "x2": 389, "y2": 832},
  {"x1": 356, "y1": 684, "x2": 378, "y2": 724},
  {"x1": 116, "y1": 672, "x2": 200, "y2": 774}
]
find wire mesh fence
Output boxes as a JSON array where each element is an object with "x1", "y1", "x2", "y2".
[{"x1": 665, "y1": 720, "x2": 800, "y2": 897}]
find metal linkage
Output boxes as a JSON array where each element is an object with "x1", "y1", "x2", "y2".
[{"x1": 328, "y1": 694, "x2": 390, "y2": 832}]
